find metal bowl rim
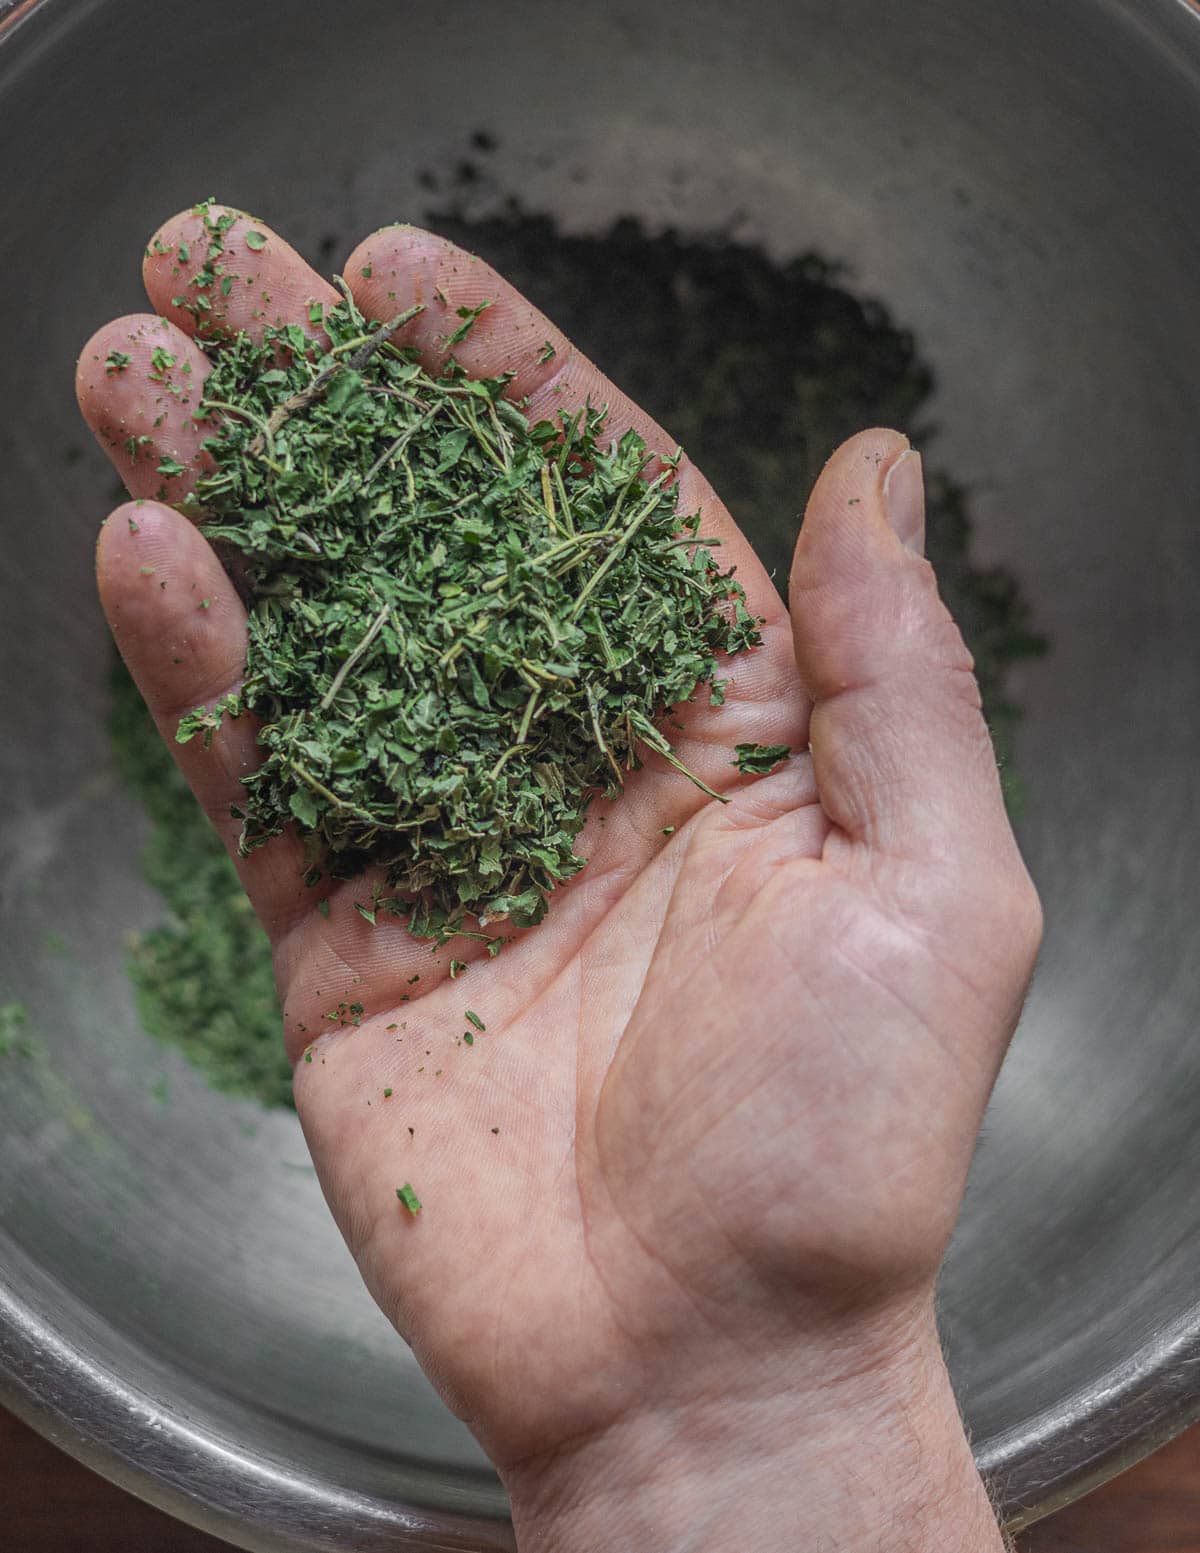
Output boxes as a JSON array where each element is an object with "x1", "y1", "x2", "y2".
[{"x1": 3, "y1": 0, "x2": 1200, "y2": 1542}]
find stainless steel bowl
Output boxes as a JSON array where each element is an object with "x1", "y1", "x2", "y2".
[{"x1": 2, "y1": 0, "x2": 1199, "y2": 1546}]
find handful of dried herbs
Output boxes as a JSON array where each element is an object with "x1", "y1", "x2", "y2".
[{"x1": 180, "y1": 291, "x2": 761, "y2": 939}]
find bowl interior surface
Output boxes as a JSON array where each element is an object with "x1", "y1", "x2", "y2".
[{"x1": 1, "y1": 0, "x2": 1199, "y2": 1545}]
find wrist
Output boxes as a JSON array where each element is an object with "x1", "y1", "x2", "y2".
[{"x1": 501, "y1": 1301, "x2": 1004, "y2": 1553}]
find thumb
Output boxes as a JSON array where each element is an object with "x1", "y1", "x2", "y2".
[{"x1": 789, "y1": 428, "x2": 1012, "y2": 872}]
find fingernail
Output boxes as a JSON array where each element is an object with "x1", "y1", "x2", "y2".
[{"x1": 882, "y1": 448, "x2": 925, "y2": 555}]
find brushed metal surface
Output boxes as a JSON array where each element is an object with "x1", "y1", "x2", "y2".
[{"x1": 1, "y1": 0, "x2": 1198, "y2": 1547}]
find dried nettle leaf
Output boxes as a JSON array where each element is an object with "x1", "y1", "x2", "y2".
[{"x1": 178, "y1": 287, "x2": 761, "y2": 941}]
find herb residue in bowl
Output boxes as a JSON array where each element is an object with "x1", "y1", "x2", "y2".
[{"x1": 109, "y1": 662, "x2": 291, "y2": 1108}]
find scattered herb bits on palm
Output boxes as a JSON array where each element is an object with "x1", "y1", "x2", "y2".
[
  {"x1": 396, "y1": 1183, "x2": 422, "y2": 1215},
  {"x1": 179, "y1": 291, "x2": 762, "y2": 940}
]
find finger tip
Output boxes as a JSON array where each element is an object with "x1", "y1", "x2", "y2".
[
  {"x1": 145, "y1": 200, "x2": 249, "y2": 259},
  {"x1": 791, "y1": 428, "x2": 915, "y2": 596},
  {"x1": 805, "y1": 426, "x2": 912, "y2": 532},
  {"x1": 96, "y1": 499, "x2": 183, "y2": 589},
  {"x1": 821, "y1": 427, "x2": 911, "y2": 487},
  {"x1": 350, "y1": 222, "x2": 451, "y2": 263},
  {"x1": 100, "y1": 495, "x2": 175, "y2": 532},
  {"x1": 75, "y1": 313, "x2": 212, "y2": 500},
  {"x1": 75, "y1": 313, "x2": 159, "y2": 406},
  {"x1": 145, "y1": 202, "x2": 337, "y2": 341},
  {"x1": 347, "y1": 224, "x2": 490, "y2": 308},
  {"x1": 345, "y1": 225, "x2": 461, "y2": 333},
  {"x1": 345, "y1": 227, "x2": 570, "y2": 395},
  {"x1": 96, "y1": 502, "x2": 245, "y2": 687},
  {"x1": 143, "y1": 203, "x2": 238, "y2": 331}
]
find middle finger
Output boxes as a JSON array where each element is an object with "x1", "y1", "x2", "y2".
[{"x1": 142, "y1": 202, "x2": 339, "y2": 345}]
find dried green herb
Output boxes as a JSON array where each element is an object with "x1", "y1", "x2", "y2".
[
  {"x1": 396, "y1": 1182, "x2": 422, "y2": 1214},
  {"x1": 733, "y1": 742, "x2": 791, "y2": 775},
  {"x1": 0, "y1": 1001, "x2": 33, "y2": 1060},
  {"x1": 426, "y1": 186, "x2": 1047, "y2": 805},
  {"x1": 443, "y1": 299, "x2": 493, "y2": 346},
  {"x1": 107, "y1": 661, "x2": 292, "y2": 1109},
  {"x1": 180, "y1": 291, "x2": 761, "y2": 941}
]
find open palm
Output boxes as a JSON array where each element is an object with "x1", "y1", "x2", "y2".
[{"x1": 78, "y1": 206, "x2": 1040, "y2": 1488}]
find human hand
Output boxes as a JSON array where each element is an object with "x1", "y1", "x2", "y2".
[{"x1": 77, "y1": 205, "x2": 1041, "y2": 1552}]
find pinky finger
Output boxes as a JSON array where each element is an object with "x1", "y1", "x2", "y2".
[{"x1": 97, "y1": 499, "x2": 311, "y2": 941}]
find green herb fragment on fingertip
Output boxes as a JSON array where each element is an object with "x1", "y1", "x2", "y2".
[
  {"x1": 244, "y1": 231, "x2": 268, "y2": 251},
  {"x1": 443, "y1": 298, "x2": 493, "y2": 347},
  {"x1": 396, "y1": 1183, "x2": 422, "y2": 1214},
  {"x1": 465, "y1": 1010, "x2": 484, "y2": 1031}
]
